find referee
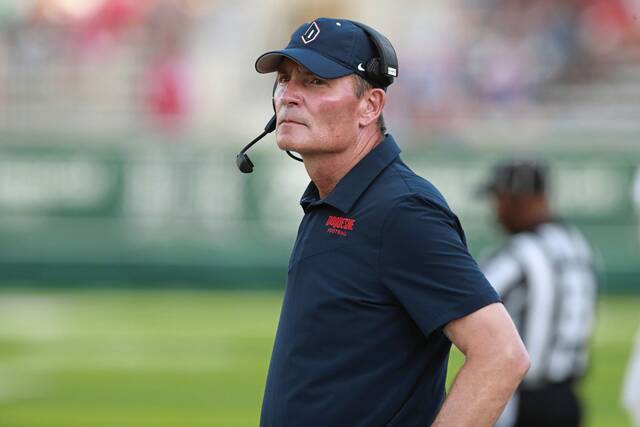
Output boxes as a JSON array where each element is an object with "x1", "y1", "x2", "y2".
[{"x1": 479, "y1": 160, "x2": 598, "y2": 427}]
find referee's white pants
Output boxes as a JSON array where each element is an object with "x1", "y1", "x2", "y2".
[{"x1": 495, "y1": 393, "x2": 519, "y2": 427}]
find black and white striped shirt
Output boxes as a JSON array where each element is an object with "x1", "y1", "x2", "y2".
[{"x1": 482, "y1": 221, "x2": 598, "y2": 387}]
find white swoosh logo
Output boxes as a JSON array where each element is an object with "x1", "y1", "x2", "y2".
[{"x1": 357, "y1": 63, "x2": 365, "y2": 72}]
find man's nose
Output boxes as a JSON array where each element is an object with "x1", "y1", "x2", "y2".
[{"x1": 276, "y1": 80, "x2": 303, "y2": 107}]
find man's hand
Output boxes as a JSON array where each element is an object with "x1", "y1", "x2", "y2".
[{"x1": 431, "y1": 303, "x2": 530, "y2": 427}]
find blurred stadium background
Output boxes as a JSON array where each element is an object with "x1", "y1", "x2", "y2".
[{"x1": 0, "y1": 0, "x2": 639, "y2": 426}]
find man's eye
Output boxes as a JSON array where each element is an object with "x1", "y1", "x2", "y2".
[
  {"x1": 310, "y1": 78, "x2": 325, "y2": 85},
  {"x1": 277, "y1": 75, "x2": 290, "y2": 84}
]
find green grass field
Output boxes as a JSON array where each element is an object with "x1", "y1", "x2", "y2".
[{"x1": 0, "y1": 289, "x2": 637, "y2": 427}]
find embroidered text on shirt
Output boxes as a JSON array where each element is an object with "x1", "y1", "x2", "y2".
[{"x1": 325, "y1": 215, "x2": 356, "y2": 236}]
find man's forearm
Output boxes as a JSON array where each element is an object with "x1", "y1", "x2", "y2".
[{"x1": 430, "y1": 351, "x2": 528, "y2": 427}]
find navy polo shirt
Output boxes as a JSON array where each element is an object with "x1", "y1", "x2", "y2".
[{"x1": 260, "y1": 135, "x2": 500, "y2": 427}]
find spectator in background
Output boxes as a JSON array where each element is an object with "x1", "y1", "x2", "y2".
[
  {"x1": 478, "y1": 160, "x2": 598, "y2": 427},
  {"x1": 139, "y1": 0, "x2": 192, "y2": 137},
  {"x1": 72, "y1": 0, "x2": 148, "y2": 57}
]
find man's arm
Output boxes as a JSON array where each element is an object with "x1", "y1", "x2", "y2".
[{"x1": 431, "y1": 303, "x2": 530, "y2": 427}]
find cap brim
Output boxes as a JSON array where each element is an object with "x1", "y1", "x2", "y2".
[{"x1": 255, "y1": 48, "x2": 353, "y2": 79}]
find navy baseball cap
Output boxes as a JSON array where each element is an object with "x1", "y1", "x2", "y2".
[
  {"x1": 255, "y1": 18, "x2": 379, "y2": 83},
  {"x1": 477, "y1": 159, "x2": 548, "y2": 196}
]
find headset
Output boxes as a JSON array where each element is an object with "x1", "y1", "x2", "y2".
[
  {"x1": 235, "y1": 83, "x2": 299, "y2": 173},
  {"x1": 352, "y1": 21, "x2": 398, "y2": 89},
  {"x1": 236, "y1": 21, "x2": 398, "y2": 174}
]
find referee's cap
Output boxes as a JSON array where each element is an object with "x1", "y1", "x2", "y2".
[
  {"x1": 255, "y1": 18, "x2": 391, "y2": 87},
  {"x1": 478, "y1": 159, "x2": 548, "y2": 196}
]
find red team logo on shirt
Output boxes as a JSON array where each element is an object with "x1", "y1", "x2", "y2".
[{"x1": 325, "y1": 215, "x2": 356, "y2": 237}]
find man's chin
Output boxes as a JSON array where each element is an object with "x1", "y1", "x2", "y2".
[{"x1": 276, "y1": 137, "x2": 303, "y2": 153}]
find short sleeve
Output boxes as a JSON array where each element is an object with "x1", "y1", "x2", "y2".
[{"x1": 379, "y1": 195, "x2": 500, "y2": 337}]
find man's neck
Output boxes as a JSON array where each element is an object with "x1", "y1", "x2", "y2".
[{"x1": 304, "y1": 130, "x2": 384, "y2": 199}]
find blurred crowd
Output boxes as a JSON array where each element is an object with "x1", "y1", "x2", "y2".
[
  {"x1": 0, "y1": 0, "x2": 200, "y2": 136},
  {"x1": 389, "y1": 0, "x2": 640, "y2": 135},
  {"x1": 1, "y1": 0, "x2": 640, "y2": 141}
]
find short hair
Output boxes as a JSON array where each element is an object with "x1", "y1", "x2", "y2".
[{"x1": 351, "y1": 74, "x2": 386, "y2": 134}]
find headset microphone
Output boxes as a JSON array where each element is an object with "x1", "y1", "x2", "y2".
[
  {"x1": 235, "y1": 115, "x2": 303, "y2": 174},
  {"x1": 235, "y1": 115, "x2": 276, "y2": 173},
  {"x1": 236, "y1": 78, "x2": 305, "y2": 173}
]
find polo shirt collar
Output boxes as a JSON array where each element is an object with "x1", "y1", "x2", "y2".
[{"x1": 300, "y1": 134, "x2": 401, "y2": 213}]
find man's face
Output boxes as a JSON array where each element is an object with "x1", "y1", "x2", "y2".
[
  {"x1": 273, "y1": 59, "x2": 362, "y2": 155},
  {"x1": 493, "y1": 194, "x2": 519, "y2": 234}
]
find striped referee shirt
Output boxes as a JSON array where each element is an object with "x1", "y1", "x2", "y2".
[{"x1": 482, "y1": 221, "x2": 598, "y2": 387}]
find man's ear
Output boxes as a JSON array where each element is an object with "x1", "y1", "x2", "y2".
[{"x1": 359, "y1": 88, "x2": 386, "y2": 128}]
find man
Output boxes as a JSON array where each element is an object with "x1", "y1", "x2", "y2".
[
  {"x1": 255, "y1": 18, "x2": 529, "y2": 427},
  {"x1": 479, "y1": 160, "x2": 598, "y2": 427}
]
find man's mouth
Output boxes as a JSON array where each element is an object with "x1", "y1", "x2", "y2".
[{"x1": 279, "y1": 119, "x2": 306, "y2": 126}]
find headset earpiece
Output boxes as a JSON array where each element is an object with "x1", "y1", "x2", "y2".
[
  {"x1": 364, "y1": 58, "x2": 385, "y2": 87},
  {"x1": 352, "y1": 21, "x2": 398, "y2": 88}
]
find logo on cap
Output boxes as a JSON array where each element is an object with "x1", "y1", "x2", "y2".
[{"x1": 301, "y1": 21, "x2": 320, "y2": 44}]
